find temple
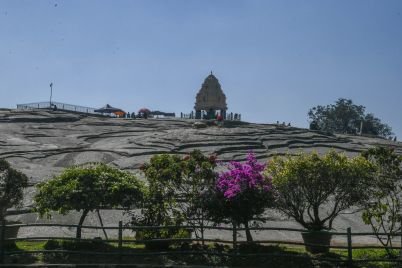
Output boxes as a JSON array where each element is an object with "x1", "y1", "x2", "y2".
[{"x1": 194, "y1": 72, "x2": 227, "y2": 119}]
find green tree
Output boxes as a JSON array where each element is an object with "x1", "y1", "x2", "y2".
[
  {"x1": 203, "y1": 152, "x2": 273, "y2": 242},
  {"x1": 362, "y1": 113, "x2": 393, "y2": 138},
  {"x1": 0, "y1": 159, "x2": 28, "y2": 222},
  {"x1": 177, "y1": 150, "x2": 217, "y2": 238},
  {"x1": 266, "y1": 150, "x2": 374, "y2": 231},
  {"x1": 134, "y1": 154, "x2": 184, "y2": 230},
  {"x1": 308, "y1": 98, "x2": 392, "y2": 138},
  {"x1": 34, "y1": 163, "x2": 145, "y2": 238},
  {"x1": 132, "y1": 150, "x2": 217, "y2": 246},
  {"x1": 361, "y1": 147, "x2": 402, "y2": 258}
]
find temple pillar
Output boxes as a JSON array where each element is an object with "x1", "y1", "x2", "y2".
[
  {"x1": 207, "y1": 109, "x2": 215, "y2": 119},
  {"x1": 195, "y1": 110, "x2": 201, "y2": 119},
  {"x1": 220, "y1": 110, "x2": 226, "y2": 119}
]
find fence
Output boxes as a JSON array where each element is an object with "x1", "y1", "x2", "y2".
[
  {"x1": 1, "y1": 220, "x2": 402, "y2": 267},
  {"x1": 16, "y1": 102, "x2": 99, "y2": 115}
]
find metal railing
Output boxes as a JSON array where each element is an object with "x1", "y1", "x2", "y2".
[
  {"x1": 1, "y1": 220, "x2": 402, "y2": 267},
  {"x1": 16, "y1": 102, "x2": 99, "y2": 114}
]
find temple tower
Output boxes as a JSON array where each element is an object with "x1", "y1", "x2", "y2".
[{"x1": 194, "y1": 72, "x2": 227, "y2": 119}]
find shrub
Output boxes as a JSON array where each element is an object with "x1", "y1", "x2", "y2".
[
  {"x1": 361, "y1": 146, "x2": 402, "y2": 258},
  {"x1": 204, "y1": 152, "x2": 273, "y2": 242},
  {"x1": 266, "y1": 150, "x2": 374, "y2": 231},
  {"x1": 44, "y1": 239, "x2": 111, "y2": 251},
  {"x1": 132, "y1": 150, "x2": 217, "y2": 242},
  {"x1": 135, "y1": 228, "x2": 191, "y2": 250}
]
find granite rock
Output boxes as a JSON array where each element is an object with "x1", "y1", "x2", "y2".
[{"x1": 1, "y1": 109, "x2": 400, "y2": 244}]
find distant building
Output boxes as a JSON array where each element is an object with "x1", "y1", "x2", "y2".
[{"x1": 194, "y1": 72, "x2": 227, "y2": 119}]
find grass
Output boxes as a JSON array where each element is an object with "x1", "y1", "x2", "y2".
[{"x1": 2, "y1": 240, "x2": 401, "y2": 267}]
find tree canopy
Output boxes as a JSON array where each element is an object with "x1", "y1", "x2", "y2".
[
  {"x1": 266, "y1": 150, "x2": 374, "y2": 231},
  {"x1": 0, "y1": 159, "x2": 28, "y2": 221},
  {"x1": 34, "y1": 163, "x2": 145, "y2": 238},
  {"x1": 308, "y1": 98, "x2": 392, "y2": 138},
  {"x1": 203, "y1": 152, "x2": 273, "y2": 242},
  {"x1": 133, "y1": 150, "x2": 217, "y2": 242},
  {"x1": 361, "y1": 147, "x2": 402, "y2": 257}
]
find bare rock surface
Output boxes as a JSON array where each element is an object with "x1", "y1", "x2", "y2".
[{"x1": 1, "y1": 109, "x2": 401, "y2": 245}]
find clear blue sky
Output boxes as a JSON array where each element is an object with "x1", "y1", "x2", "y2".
[{"x1": 1, "y1": 0, "x2": 401, "y2": 137}]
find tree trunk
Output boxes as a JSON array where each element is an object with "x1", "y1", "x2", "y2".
[
  {"x1": 96, "y1": 209, "x2": 108, "y2": 240},
  {"x1": 244, "y1": 221, "x2": 253, "y2": 242},
  {"x1": 76, "y1": 209, "x2": 89, "y2": 239}
]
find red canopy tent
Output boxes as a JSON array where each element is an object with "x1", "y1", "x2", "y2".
[{"x1": 137, "y1": 108, "x2": 151, "y2": 118}]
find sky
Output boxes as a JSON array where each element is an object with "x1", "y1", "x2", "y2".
[{"x1": 0, "y1": 0, "x2": 401, "y2": 137}]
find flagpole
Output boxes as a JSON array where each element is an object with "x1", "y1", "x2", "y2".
[{"x1": 50, "y1": 83, "x2": 53, "y2": 106}]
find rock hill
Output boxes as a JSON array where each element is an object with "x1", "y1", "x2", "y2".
[{"x1": 1, "y1": 109, "x2": 401, "y2": 243}]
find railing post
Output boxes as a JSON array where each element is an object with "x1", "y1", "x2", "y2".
[
  {"x1": 118, "y1": 221, "x2": 123, "y2": 249},
  {"x1": 0, "y1": 220, "x2": 5, "y2": 264},
  {"x1": 118, "y1": 221, "x2": 123, "y2": 262},
  {"x1": 400, "y1": 230, "x2": 402, "y2": 259},
  {"x1": 347, "y1": 227, "x2": 353, "y2": 268},
  {"x1": 232, "y1": 222, "x2": 237, "y2": 253},
  {"x1": 200, "y1": 214, "x2": 205, "y2": 246},
  {"x1": 77, "y1": 225, "x2": 82, "y2": 240}
]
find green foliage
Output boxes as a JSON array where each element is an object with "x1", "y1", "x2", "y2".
[
  {"x1": 361, "y1": 147, "x2": 402, "y2": 258},
  {"x1": 178, "y1": 150, "x2": 217, "y2": 233},
  {"x1": 203, "y1": 185, "x2": 271, "y2": 226},
  {"x1": 135, "y1": 228, "x2": 191, "y2": 250},
  {"x1": 362, "y1": 113, "x2": 393, "y2": 138},
  {"x1": 308, "y1": 98, "x2": 393, "y2": 138},
  {"x1": 266, "y1": 150, "x2": 374, "y2": 231},
  {"x1": 132, "y1": 150, "x2": 217, "y2": 244},
  {"x1": 0, "y1": 159, "x2": 28, "y2": 221},
  {"x1": 7, "y1": 240, "x2": 402, "y2": 267},
  {"x1": 44, "y1": 239, "x2": 112, "y2": 251},
  {"x1": 34, "y1": 163, "x2": 145, "y2": 234},
  {"x1": 132, "y1": 154, "x2": 184, "y2": 247},
  {"x1": 202, "y1": 186, "x2": 272, "y2": 242}
]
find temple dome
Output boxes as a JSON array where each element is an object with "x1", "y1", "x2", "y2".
[{"x1": 194, "y1": 73, "x2": 227, "y2": 111}]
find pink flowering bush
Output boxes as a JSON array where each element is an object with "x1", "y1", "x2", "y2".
[
  {"x1": 203, "y1": 152, "x2": 273, "y2": 242},
  {"x1": 217, "y1": 152, "x2": 271, "y2": 199}
]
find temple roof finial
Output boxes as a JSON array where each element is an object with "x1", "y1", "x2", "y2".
[{"x1": 210, "y1": 70, "x2": 213, "y2": 75}]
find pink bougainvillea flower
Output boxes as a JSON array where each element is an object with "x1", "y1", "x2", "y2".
[{"x1": 216, "y1": 151, "x2": 272, "y2": 199}]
